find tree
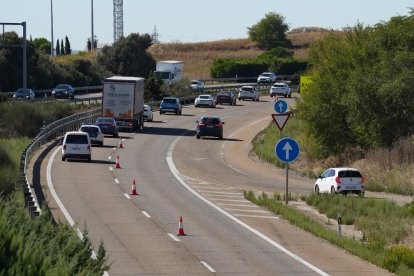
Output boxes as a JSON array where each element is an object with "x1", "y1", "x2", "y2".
[
  {"x1": 60, "y1": 39, "x2": 64, "y2": 55},
  {"x1": 32, "y1": 38, "x2": 51, "y2": 55},
  {"x1": 97, "y1": 33, "x2": 155, "y2": 78},
  {"x1": 56, "y1": 39, "x2": 60, "y2": 55},
  {"x1": 65, "y1": 36, "x2": 71, "y2": 55},
  {"x1": 248, "y1": 12, "x2": 290, "y2": 50}
]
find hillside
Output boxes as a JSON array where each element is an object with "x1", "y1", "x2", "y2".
[{"x1": 147, "y1": 29, "x2": 332, "y2": 80}]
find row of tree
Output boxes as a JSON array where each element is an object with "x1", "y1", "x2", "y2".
[
  {"x1": 55, "y1": 36, "x2": 71, "y2": 55},
  {"x1": 297, "y1": 10, "x2": 414, "y2": 157}
]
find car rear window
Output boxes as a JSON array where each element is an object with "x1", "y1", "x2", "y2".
[
  {"x1": 338, "y1": 170, "x2": 362, "y2": 178},
  {"x1": 241, "y1": 87, "x2": 253, "y2": 92},
  {"x1": 200, "y1": 95, "x2": 210, "y2": 99},
  {"x1": 163, "y1": 98, "x2": 176, "y2": 103},
  {"x1": 97, "y1": 118, "x2": 114, "y2": 124},
  {"x1": 65, "y1": 134, "x2": 89, "y2": 144},
  {"x1": 202, "y1": 118, "x2": 220, "y2": 125},
  {"x1": 80, "y1": 127, "x2": 98, "y2": 134},
  {"x1": 274, "y1": 84, "x2": 285, "y2": 88},
  {"x1": 218, "y1": 92, "x2": 231, "y2": 96}
]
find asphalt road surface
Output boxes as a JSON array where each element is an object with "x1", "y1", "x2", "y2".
[{"x1": 36, "y1": 96, "x2": 392, "y2": 275}]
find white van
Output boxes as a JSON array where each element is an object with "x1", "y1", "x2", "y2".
[{"x1": 61, "y1": 131, "x2": 92, "y2": 162}]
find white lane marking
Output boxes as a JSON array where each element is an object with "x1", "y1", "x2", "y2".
[
  {"x1": 217, "y1": 203, "x2": 260, "y2": 208},
  {"x1": 108, "y1": 156, "x2": 112, "y2": 160},
  {"x1": 200, "y1": 261, "x2": 216, "y2": 273},
  {"x1": 168, "y1": 233, "x2": 181, "y2": 242},
  {"x1": 141, "y1": 211, "x2": 151, "y2": 218},
  {"x1": 220, "y1": 116, "x2": 270, "y2": 176},
  {"x1": 109, "y1": 167, "x2": 113, "y2": 171},
  {"x1": 167, "y1": 137, "x2": 328, "y2": 276},
  {"x1": 47, "y1": 147, "x2": 103, "y2": 267},
  {"x1": 114, "y1": 178, "x2": 119, "y2": 184},
  {"x1": 112, "y1": 147, "x2": 117, "y2": 150},
  {"x1": 225, "y1": 208, "x2": 269, "y2": 213},
  {"x1": 200, "y1": 191, "x2": 243, "y2": 195},
  {"x1": 234, "y1": 214, "x2": 280, "y2": 219},
  {"x1": 124, "y1": 193, "x2": 131, "y2": 200}
]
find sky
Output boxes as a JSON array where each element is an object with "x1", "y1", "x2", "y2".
[{"x1": 1, "y1": 1, "x2": 413, "y2": 51}]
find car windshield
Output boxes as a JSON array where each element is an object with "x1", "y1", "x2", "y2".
[
  {"x1": 96, "y1": 118, "x2": 114, "y2": 124},
  {"x1": 56, "y1": 85, "x2": 70, "y2": 89},
  {"x1": 15, "y1": 89, "x2": 29, "y2": 95},
  {"x1": 66, "y1": 134, "x2": 88, "y2": 144},
  {"x1": 273, "y1": 84, "x2": 285, "y2": 88},
  {"x1": 144, "y1": 105, "x2": 150, "y2": 111},
  {"x1": 163, "y1": 98, "x2": 176, "y2": 103},
  {"x1": 338, "y1": 170, "x2": 362, "y2": 177},
  {"x1": 261, "y1": 73, "x2": 271, "y2": 77},
  {"x1": 191, "y1": 81, "x2": 199, "y2": 85},
  {"x1": 201, "y1": 117, "x2": 220, "y2": 125}
]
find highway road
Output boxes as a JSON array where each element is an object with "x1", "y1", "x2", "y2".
[{"x1": 37, "y1": 96, "x2": 392, "y2": 275}]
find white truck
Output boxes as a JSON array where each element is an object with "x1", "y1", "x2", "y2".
[
  {"x1": 154, "y1": 60, "x2": 183, "y2": 85},
  {"x1": 102, "y1": 76, "x2": 145, "y2": 132}
]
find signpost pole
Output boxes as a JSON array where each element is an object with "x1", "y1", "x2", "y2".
[{"x1": 285, "y1": 164, "x2": 289, "y2": 204}]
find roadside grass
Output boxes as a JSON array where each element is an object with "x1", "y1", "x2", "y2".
[
  {"x1": 54, "y1": 50, "x2": 96, "y2": 65},
  {"x1": 245, "y1": 191, "x2": 414, "y2": 274}
]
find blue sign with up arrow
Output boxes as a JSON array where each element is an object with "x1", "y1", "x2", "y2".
[
  {"x1": 274, "y1": 99, "x2": 288, "y2": 114},
  {"x1": 275, "y1": 137, "x2": 300, "y2": 163}
]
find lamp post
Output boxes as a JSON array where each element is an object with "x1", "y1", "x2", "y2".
[
  {"x1": 50, "y1": 0, "x2": 54, "y2": 56},
  {"x1": 91, "y1": 0, "x2": 94, "y2": 51}
]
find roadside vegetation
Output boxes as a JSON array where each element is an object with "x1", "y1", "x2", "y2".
[
  {"x1": 0, "y1": 101, "x2": 108, "y2": 274},
  {"x1": 245, "y1": 191, "x2": 414, "y2": 275}
]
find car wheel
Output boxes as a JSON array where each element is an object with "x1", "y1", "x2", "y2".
[
  {"x1": 99, "y1": 142, "x2": 103, "y2": 147},
  {"x1": 330, "y1": 186, "x2": 336, "y2": 195},
  {"x1": 219, "y1": 135, "x2": 223, "y2": 140},
  {"x1": 62, "y1": 156, "x2": 66, "y2": 161},
  {"x1": 314, "y1": 185, "x2": 320, "y2": 195},
  {"x1": 114, "y1": 133, "x2": 119, "y2": 138},
  {"x1": 289, "y1": 93, "x2": 292, "y2": 98},
  {"x1": 88, "y1": 157, "x2": 91, "y2": 162},
  {"x1": 179, "y1": 110, "x2": 182, "y2": 115},
  {"x1": 196, "y1": 135, "x2": 200, "y2": 139},
  {"x1": 160, "y1": 111, "x2": 163, "y2": 115}
]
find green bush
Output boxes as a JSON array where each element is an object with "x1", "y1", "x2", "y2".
[
  {"x1": 384, "y1": 246, "x2": 414, "y2": 272},
  {"x1": 210, "y1": 58, "x2": 268, "y2": 78}
]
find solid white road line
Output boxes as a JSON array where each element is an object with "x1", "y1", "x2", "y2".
[
  {"x1": 108, "y1": 156, "x2": 112, "y2": 160},
  {"x1": 123, "y1": 193, "x2": 131, "y2": 200},
  {"x1": 109, "y1": 167, "x2": 113, "y2": 171},
  {"x1": 200, "y1": 261, "x2": 216, "y2": 273},
  {"x1": 114, "y1": 178, "x2": 119, "y2": 184},
  {"x1": 141, "y1": 211, "x2": 151, "y2": 218},
  {"x1": 167, "y1": 136, "x2": 328, "y2": 276},
  {"x1": 168, "y1": 233, "x2": 181, "y2": 242}
]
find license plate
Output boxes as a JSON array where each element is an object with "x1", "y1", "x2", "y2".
[
  {"x1": 207, "y1": 126, "x2": 214, "y2": 128},
  {"x1": 346, "y1": 186, "x2": 356, "y2": 190},
  {"x1": 71, "y1": 146, "x2": 80, "y2": 151}
]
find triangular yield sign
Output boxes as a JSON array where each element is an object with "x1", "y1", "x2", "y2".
[{"x1": 271, "y1": 113, "x2": 290, "y2": 131}]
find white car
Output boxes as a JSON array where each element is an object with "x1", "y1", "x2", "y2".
[
  {"x1": 143, "y1": 104, "x2": 153, "y2": 122},
  {"x1": 194, "y1": 94, "x2": 216, "y2": 108},
  {"x1": 79, "y1": 124, "x2": 104, "y2": 147},
  {"x1": 314, "y1": 167, "x2": 365, "y2": 196},
  {"x1": 238, "y1": 86, "x2": 259, "y2": 101},
  {"x1": 61, "y1": 131, "x2": 92, "y2": 162},
  {"x1": 257, "y1": 72, "x2": 277, "y2": 83},
  {"x1": 270, "y1": 82, "x2": 292, "y2": 98},
  {"x1": 190, "y1": 80, "x2": 205, "y2": 90}
]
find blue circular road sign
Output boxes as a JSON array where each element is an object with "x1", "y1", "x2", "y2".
[
  {"x1": 275, "y1": 137, "x2": 300, "y2": 163},
  {"x1": 274, "y1": 99, "x2": 288, "y2": 114}
]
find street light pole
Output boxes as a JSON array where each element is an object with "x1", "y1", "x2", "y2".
[
  {"x1": 50, "y1": 0, "x2": 54, "y2": 56},
  {"x1": 91, "y1": 0, "x2": 94, "y2": 51}
]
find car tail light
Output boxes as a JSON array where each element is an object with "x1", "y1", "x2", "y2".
[
  {"x1": 87, "y1": 145, "x2": 91, "y2": 152},
  {"x1": 361, "y1": 176, "x2": 365, "y2": 183},
  {"x1": 214, "y1": 124, "x2": 222, "y2": 127},
  {"x1": 198, "y1": 123, "x2": 205, "y2": 126},
  {"x1": 335, "y1": 176, "x2": 341, "y2": 184}
]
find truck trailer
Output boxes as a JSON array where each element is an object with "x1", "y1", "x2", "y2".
[
  {"x1": 102, "y1": 76, "x2": 145, "y2": 132},
  {"x1": 154, "y1": 60, "x2": 183, "y2": 85}
]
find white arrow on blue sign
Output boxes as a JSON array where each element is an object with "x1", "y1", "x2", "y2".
[
  {"x1": 273, "y1": 99, "x2": 288, "y2": 114},
  {"x1": 275, "y1": 137, "x2": 300, "y2": 163}
]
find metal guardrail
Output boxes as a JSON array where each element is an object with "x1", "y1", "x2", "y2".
[{"x1": 20, "y1": 108, "x2": 101, "y2": 218}]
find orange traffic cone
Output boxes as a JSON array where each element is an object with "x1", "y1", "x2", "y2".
[
  {"x1": 118, "y1": 138, "x2": 124, "y2": 148},
  {"x1": 115, "y1": 155, "x2": 121, "y2": 169},
  {"x1": 177, "y1": 216, "x2": 186, "y2": 236},
  {"x1": 130, "y1": 179, "x2": 138, "y2": 195}
]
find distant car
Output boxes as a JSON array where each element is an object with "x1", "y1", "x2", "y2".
[
  {"x1": 257, "y1": 72, "x2": 277, "y2": 83},
  {"x1": 13, "y1": 88, "x2": 35, "y2": 101},
  {"x1": 194, "y1": 94, "x2": 216, "y2": 108},
  {"x1": 314, "y1": 168, "x2": 365, "y2": 196},
  {"x1": 196, "y1": 115, "x2": 224, "y2": 140},
  {"x1": 143, "y1": 104, "x2": 153, "y2": 122},
  {"x1": 61, "y1": 131, "x2": 91, "y2": 162},
  {"x1": 216, "y1": 91, "x2": 236, "y2": 106},
  {"x1": 52, "y1": 84, "x2": 75, "y2": 99},
  {"x1": 190, "y1": 80, "x2": 205, "y2": 90},
  {"x1": 79, "y1": 124, "x2": 104, "y2": 146},
  {"x1": 238, "y1": 85, "x2": 259, "y2": 101},
  {"x1": 95, "y1": 117, "x2": 119, "y2": 137},
  {"x1": 270, "y1": 82, "x2": 292, "y2": 98},
  {"x1": 160, "y1": 97, "x2": 182, "y2": 115}
]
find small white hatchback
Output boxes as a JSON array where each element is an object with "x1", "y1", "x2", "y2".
[
  {"x1": 61, "y1": 131, "x2": 92, "y2": 162},
  {"x1": 314, "y1": 167, "x2": 365, "y2": 196}
]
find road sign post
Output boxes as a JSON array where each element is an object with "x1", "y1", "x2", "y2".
[{"x1": 275, "y1": 138, "x2": 300, "y2": 204}]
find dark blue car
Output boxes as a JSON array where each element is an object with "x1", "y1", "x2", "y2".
[
  {"x1": 160, "y1": 97, "x2": 182, "y2": 115},
  {"x1": 196, "y1": 115, "x2": 224, "y2": 140}
]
